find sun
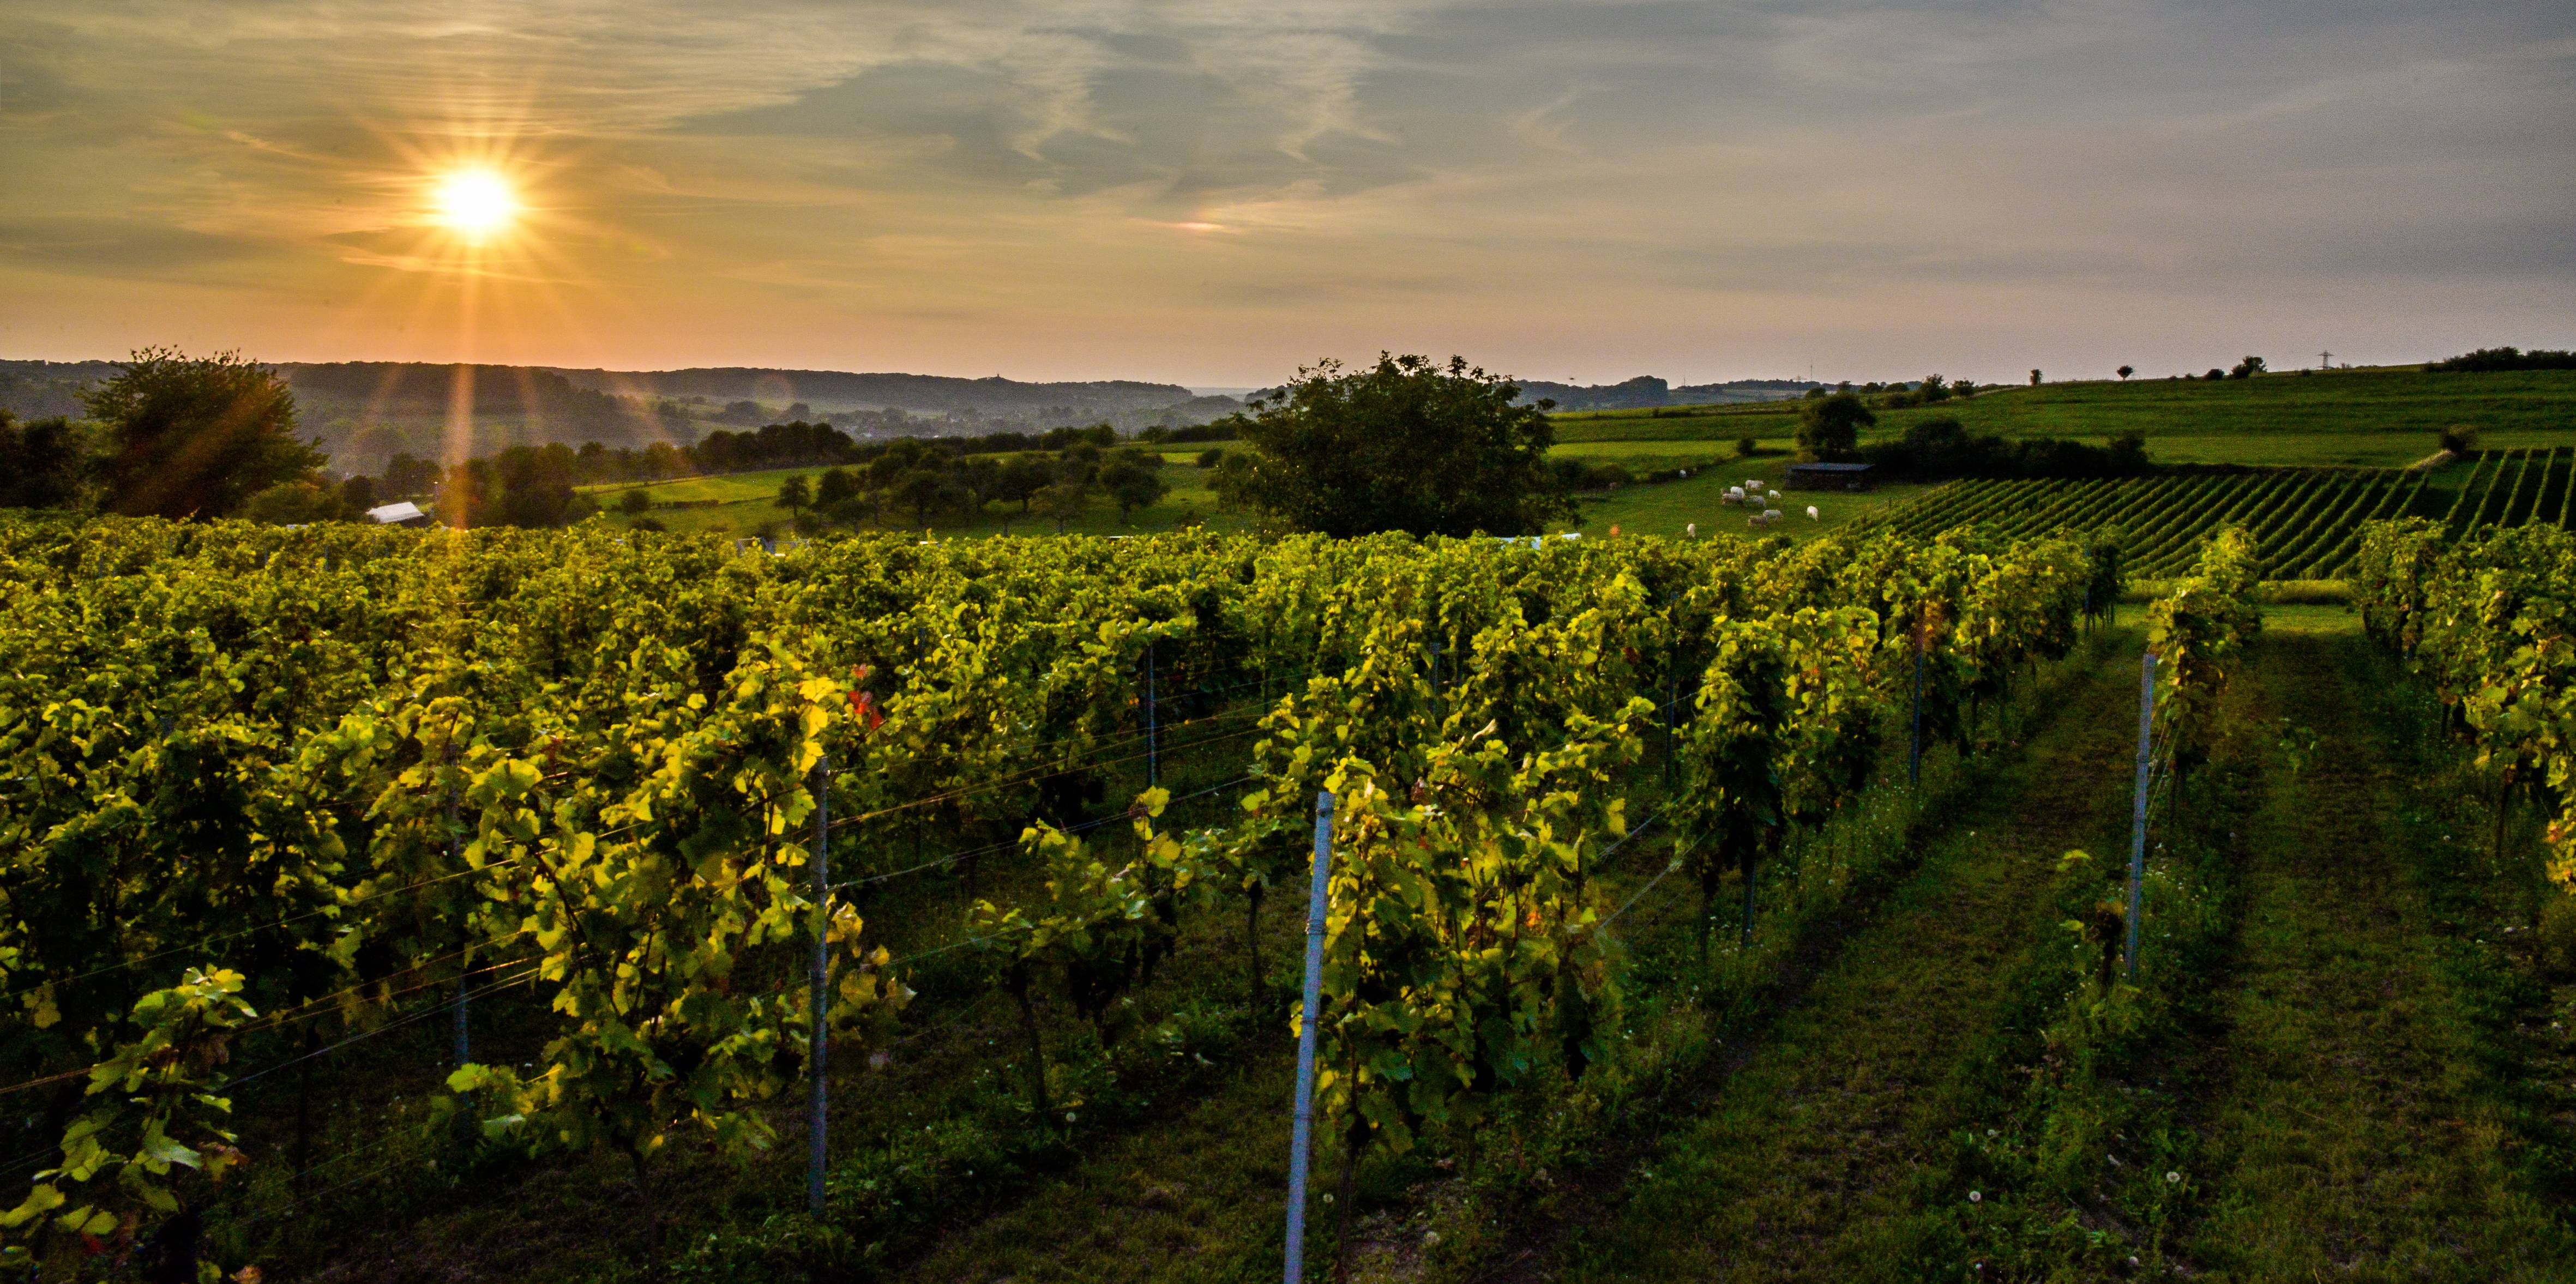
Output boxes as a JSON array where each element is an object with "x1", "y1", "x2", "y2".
[{"x1": 430, "y1": 169, "x2": 519, "y2": 238}]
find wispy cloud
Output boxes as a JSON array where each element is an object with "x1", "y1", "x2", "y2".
[{"x1": 1, "y1": 0, "x2": 2569, "y2": 382}]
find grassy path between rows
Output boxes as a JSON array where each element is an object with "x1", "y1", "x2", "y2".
[
  {"x1": 2176, "y1": 630, "x2": 2574, "y2": 1280},
  {"x1": 1534, "y1": 636, "x2": 2148, "y2": 1281}
]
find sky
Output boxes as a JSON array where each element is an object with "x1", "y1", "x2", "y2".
[{"x1": 3, "y1": 1, "x2": 2571, "y2": 388}]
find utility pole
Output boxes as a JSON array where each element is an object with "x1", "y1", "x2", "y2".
[{"x1": 2318, "y1": 349, "x2": 2333, "y2": 371}]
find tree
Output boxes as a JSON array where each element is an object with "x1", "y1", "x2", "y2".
[
  {"x1": 338, "y1": 473, "x2": 379, "y2": 514},
  {"x1": 2228, "y1": 355, "x2": 2266, "y2": 379},
  {"x1": 777, "y1": 473, "x2": 812, "y2": 514},
  {"x1": 437, "y1": 445, "x2": 590, "y2": 528},
  {"x1": 894, "y1": 467, "x2": 959, "y2": 527},
  {"x1": 380, "y1": 451, "x2": 441, "y2": 499},
  {"x1": 1033, "y1": 479, "x2": 1090, "y2": 532},
  {"x1": 0, "y1": 411, "x2": 94, "y2": 509},
  {"x1": 2029, "y1": 369, "x2": 2043, "y2": 386},
  {"x1": 814, "y1": 466, "x2": 860, "y2": 508},
  {"x1": 242, "y1": 480, "x2": 350, "y2": 524},
  {"x1": 1194, "y1": 447, "x2": 1226, "y2": 469},
  {"x1": 996, "y1": 459, "x2": 1055, "y2": 513},
  {"x1": 1736, "y1": 436, "x2": 1759, "y2": 459},
  {"x1": 86, "y1": 349, "x2": 324, "y2": 519},
  {"x1": 2117, "y1": 365, "x2": 2135, "y2": 380},
  {"x1": 1794, "y1": 392, "x2": 1874, "y2": 461},
  {"x1": 1215, "y1": 354, "x2": 1572, "y2": 537},
  {"x1": 617, "y1": 488, "x2": 654, "y2": 515},
  {"x1": 1102, "y1": 460, "x2": 1169, "y2": 522}
]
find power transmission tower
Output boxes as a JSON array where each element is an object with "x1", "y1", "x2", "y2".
[{"x1": 2318, "y1": 349, "x2": 2333, "y2": 370}]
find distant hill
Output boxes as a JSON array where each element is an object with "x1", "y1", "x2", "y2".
[
  {"x1": 545, "y1": 366, "x2": 1204, "y2": 416},
  {"x1": 0, "y1": 358, "x2": 1243, "y2": 475}
]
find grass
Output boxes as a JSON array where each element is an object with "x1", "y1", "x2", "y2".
[
  {"x1": 559, "y1": 367, "x2": 2574, "y2": 542},
  {"x1": 2173, "y1": 631, "x2": 2575, "y2": 1280},
  {"x1": 1547, "y1": 637, "x2": 2147, "y2": 1281},
  {"x1": 1554, "y1": 367, "x2": 2576, "y2": 468},
  {"x1": 1567, "y1": 471, "x2": 1932, "y2": 541},
  {"x1": 581, "y1": 464, "x2": 1257, "y2": 541}
]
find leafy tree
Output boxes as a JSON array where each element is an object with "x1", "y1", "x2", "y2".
[
  {"x1": 2204, "y1": 367, "x2": 2226, "y2": 381},
  {"x1": 617, "y1": 488, "x2": 654, "y2": 515},
  {"x1": 437, "y1": 445, "x2": 591, "y2": 528},
  {"x1": 1033, "y1": 479, "x2": 1091, "y2": 532},
  {"x1": 338, "y1": 473, "x2": 379, "y2": 514},
  {"x1": 2029, "y1": 369, "x2": 2043, "y2": 385},
  {"x1": 1102, "y1": 460, "x2": 1168, "y2": 523},
  {"x1": 380, "y1": 451, "x2": 441, "y2": 499},
  {"x1": 86, "y1": 349, "x2": 324, "y2": 519},
  {"x1": 776, "y1": 473, "x2": 812, "y2": 514},
  {"x1": 894, "y1": 467, "x2": 962, "y2": 527},
  {"x1": 1194, "y1": 447, "x2": 1226, "y2": 469},
  {"x1": 0, "y1": 411, "x2": 93, "y2": 509},
  {"x1": 2228, "y1": 355, "x2": 2266, "y2": 379},
  {"x1": 814, "y1": 467, "x2": 860, "y2": 508},
  {"x1": 1215, "y1": 354, "x2": 1572, "y2": 536},
  {"x1": 1736, "y1": 436, "x2": 1759, "y2": 459},
  {"x1": 241, "y1": 480, "x2": 350, "y2": 525},
  {"x1": 2117, "y1": 365, "x2": 2134, "y2": 380},
  {"x1": 1794, "y1": 391, "x2": 1874, "y2": 460},
  {"x1": 995, "y1": 459, "x2": 1054, "y2": 513},
  {"x1": 2428, "y1": 346, "x2": 2576, "y2": 373}
]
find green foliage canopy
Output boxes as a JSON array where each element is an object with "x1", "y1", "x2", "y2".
[
  {"x1": 1215, "y1": 354, "x2": 1572, "y2": 536},
  {"x1": 86, "y1": 349, "x2": 325, "y2": 519},
  {"x1": 1795, "y1": 391, "x2": 1874, "y2": 460}
]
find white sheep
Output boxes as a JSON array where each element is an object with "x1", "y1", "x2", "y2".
[
  {"x1": 1766, "y1": 490, "x2": 1782, "y2": 505},
  {"x1": 1763, "y1": 508, "x2": 1784, "y2": 522},
  {"x1": 1687, "y1": 522, "x2": 1698, "y2": 537},
  {"x1": 1805, "y1": 505, "x2": 1820, "y2": 520}
]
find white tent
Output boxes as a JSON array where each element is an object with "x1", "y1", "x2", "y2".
[{"x1": 365, "y1": 501, "x2": 428, "y2": 526}]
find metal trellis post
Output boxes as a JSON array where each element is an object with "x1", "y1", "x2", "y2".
[
  {"x1": 1146, "y1": 641, "x2": 1159, "y2": 789},
  {"x1": 1283, "y1": 791, "x2": 1335, "y2": 1283},
  {"x1": 2124, "y1": 650, "x2": 2156, "y2": 980}
]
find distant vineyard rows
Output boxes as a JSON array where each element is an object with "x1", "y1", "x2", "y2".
[{"x1": 1869, "y1": 447, "x2": 2576, "y2": 578}]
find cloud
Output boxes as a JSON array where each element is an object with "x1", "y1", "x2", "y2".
[{"x1": 0, "y1": 0, "x2": 2568, "y2": 382}]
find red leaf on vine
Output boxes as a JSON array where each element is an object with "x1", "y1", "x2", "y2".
[{"x1": 849, "y1": 666, "x2": 886, "y2": 733}]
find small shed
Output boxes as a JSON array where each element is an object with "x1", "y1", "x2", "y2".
[
  {"x1": 364, "y1": 501, "x2": 430, "y2": 526},
  {"x1": 1784, "y1": 462, "x2": 1875, "y2": 492}
]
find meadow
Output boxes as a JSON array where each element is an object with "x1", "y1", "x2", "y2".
[
  {"x1": 580, "y1": 367, "x2": 2576, "y2": 549},
  {"x1": 1554, "y1": 366, "x2": 2576, "y2": 466}
]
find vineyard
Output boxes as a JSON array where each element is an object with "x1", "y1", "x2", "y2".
[
  {"x1": 2, "y1": 509, "x2": 2569, "y2": 1283},
  {"x1": 1871, "y1": 448, "x2": 2576, "y2": 580},
  {"x1": 0, "y1": 513, "x2": 2116, "y2": 1280}
]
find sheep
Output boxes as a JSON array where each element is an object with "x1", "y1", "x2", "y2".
[
  {"x1": 1763, "y1": 508, "x2": 1784, "y2": 522},
  {"x1": 1766, "y1": 490, "x2": 1783, "y2": 505},
  {"x1": 1686, "y1": 522, "x2": 1698, "y2": 538},
  {"x1": 1805, "y1": 505, "x2": 1820, "y2": 520}
]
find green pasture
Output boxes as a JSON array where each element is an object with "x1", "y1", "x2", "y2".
[
  {"x1": 584, "y1": 463, "x2": 1253, "y2": 540},
  {"x1": 1554, "y1": 367, "x2": 2576, "y2": 468},
  {"x1": 1564, "y1": 471, "x2": 1933, "y2": 541}
]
